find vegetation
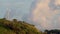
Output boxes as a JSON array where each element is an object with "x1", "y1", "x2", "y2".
[
  {"x1": 0, "y1": 18, "x2": 42, "y2": 34},
  {"x1": 44, "y1": 29, "x2": 60, "y2": 34},
  {"x1": 1, "y1": 18, "x2": 59, "y2": 34}
]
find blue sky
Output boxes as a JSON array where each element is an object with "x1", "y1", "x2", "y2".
[{"x1": 0, "y1": 0, "x2": 33, "y2": 19}]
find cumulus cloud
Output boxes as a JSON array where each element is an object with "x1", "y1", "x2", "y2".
[{"x1": 30, "y1": 0, "x2": 60, "y2": 31}]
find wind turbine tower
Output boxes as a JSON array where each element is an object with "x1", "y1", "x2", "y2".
[{"x1": 4, "y1": 8, "x2": 11, "y2": 20}]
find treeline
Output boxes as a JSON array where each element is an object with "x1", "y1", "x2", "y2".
[{"x1": 44, "y1": 29, "x2": 60, "y2": 34}]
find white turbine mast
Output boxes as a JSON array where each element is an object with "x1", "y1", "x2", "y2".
[{"x1": 4, "y1": 8, "x2": 11, "y2": 20}]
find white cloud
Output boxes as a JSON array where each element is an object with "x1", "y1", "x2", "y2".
[{"x1": 30, "y1": 0, "x2": 60, "y2": 31}]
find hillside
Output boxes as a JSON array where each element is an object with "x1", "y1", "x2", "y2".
[{"x1": 0, "y1": 18, "x2": 42, "y2": 34}]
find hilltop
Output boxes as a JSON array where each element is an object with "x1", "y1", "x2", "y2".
[{"x1": 0, "y1": 18, "x2": 42, "y2": 34}]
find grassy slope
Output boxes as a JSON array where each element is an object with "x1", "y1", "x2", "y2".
[
  {"x1": 0, "y1": 26, "x2": 16, "y2": 34},
  {"x1": 0, "y1": 18, "x2": 42, "y2": 34}
]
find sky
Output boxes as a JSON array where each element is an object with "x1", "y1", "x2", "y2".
[
  {"x1": 0, "y1": 0, "x2": 60, "y2": 31},
  {"x1": 0, "y1": 0, "x2": 33, "y2": 20},
  {"x1": 31, "y1": 0, "x2": 60, "y2": 31}
]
